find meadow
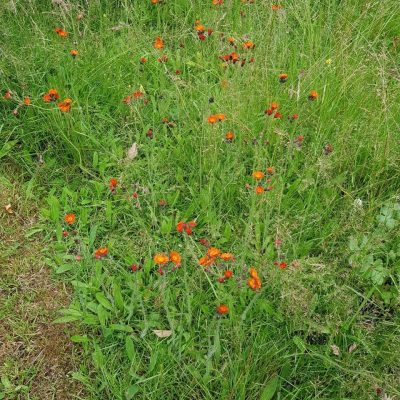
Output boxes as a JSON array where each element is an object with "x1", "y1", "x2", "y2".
[{"x1": 1, "y1": 0, "x2": 400, "y2": 399}]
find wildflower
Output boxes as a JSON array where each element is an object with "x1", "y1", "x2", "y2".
[
  {"x1": 23, "y1": 97, "x2": 31, "y2": 106},
  {"x1": 271, "y1": 102, "x2": 279, "y2": 110},
  {"x1": 42, "y1": 89, "x2": 59, "y2": 102},
  {"x1": 140, "y1": 57, "x2": 147, "y2": 64},
  {"x1": 4, "y1": 90, "x2": 12, "y2": 100},
  {"x1": 325, "y1": 58, "x2": 332, "y2": 65},
  {"x1": 265, "y1": 108, "x2": 273, "y2": 115},
  {"x1": 159, "y1": 199, "x2": 167, "y2": 207},
  {"x1": 255, "y1": 185, "x2": 264, "y2": 194},
  {"x1": 55, "y1": 27, "x2": 68, "y2": 37},
  {"x1": 220, "y1": 252, "x2": 234, "y2": 261},
  {"x1": 271, "y1": 4, "x2": 283, "y2": 10},
  {"x1": 278, "y1": 262, "x2": 287, "y2": 269},
  {"x1": 208, "y1": 247, "x2": 221, "y2": 258},
  {"x1": 216, "y1": 304, "x2": 229, "y2": 314},
  {"x1": 64, "y1": 213, "x2": 76, "y2": 225},
  {"x1": 154, "y1": 253, "x2": 169, "y2": 264},
  {"x1": 109, "y1": 178, "x2": 118, "y2": 191},
  {"x1": 169, "y1": 251, "x2": 182, "y2": 265},
  {"x1": 199, "y1": 255, "x2": 215, "y2": 267},
  {"x1": 228, "y1": 37, "x2": 235, "y2": 45},
  {"x1": 308, "y1": 90, "x2": 318, "y2": 100},
  {"x1": 252, "y1": 171, "x2": 264, "y2": 180},
  {"x1": 122, "y1": 95, "x2": 132, "y2": 104},
  {"x1": 294, "y1": 135, "x2": 305, "y2": 148},
  {"x1": 199, "y1": 238, "x2": 210, "y2": 247},
  {"x1": 195, "y1": 24, "x2": 205, "y2": 33},
  {"x1": 130, "y1": 264, "x2": 140, "y2": 272},
  {"x1": 288, "y1": 113, "x2": 299, "y2": 122},
  {"x1": 225, "y1": 131, "x2": 234, "y2": 141},
  {"x1": 95, "y1": 247, "x2": 108, "y2": 259},
  {"x1": 207, "y1": 28, "x2": 213, "y2": 36},
  {"x1": 215, "y1": 113, "x2": 226, "y2": 121},
  {"x1": 243, "y1": 40, "x2": 255, "y2": 49},
  {"x1": 151, "y1": 0, "x2": 159, "y2": 3},
  {"x1": 218, "y1": 277, "x2": 225, "y2": 283},
  {"x1": 207, "y1": 115, "x2": 217, "y2": 124},
  {"x1": 176, "y1": 220, "x2": 196, "y2": 235},
  {"x1": 224, "y1": 270, "x2": 233, "y2": 278},
  {"x1": 279, "y1": 73, "x2": 288, "y2": 83},
  {"x1": 212, "y1": 0, "x2": 224, "y2": 5},
  {"x1": 157, "y1": 55, "x2": 168, "y2": 62},
  {"x1": 274, "y1": 111, "x2": 281, "y2": 119},
  {"x1": 70, "y1": 49, "x2": 78, "y2": 57},
  {"x1": 198, "y1": 33, "x2": 206, "y2": 41},
  {"x1": 247, "y1": 267, "x2": 262, "y2": 290},
  {"x1": 153, "y1": 36, "x2": 164, "y2": 49},
  {"x1": 58, "y1": 98, "x2": 72, "y2": 112},
  {"x1": 266, "y1": 167, "x2": 275, "y2": 174}
]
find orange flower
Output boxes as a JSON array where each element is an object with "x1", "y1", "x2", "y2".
[
  {"x1": 225, "y1": 131, "x2": 234, "y2": 141},
  {"x1": 247, "y1": 268, "x2": 262, "y2": 290},
  {"x1": 157, "y1": 54, "x2": 168, "y2": 63},
  {"x1": 224, "y1": 270, "x2": 233, "y2": 278},
  {"x1": 95, "y1": 247, "x2": 108, "y2": 258},
  {"x1": 58, "y1": 98, "x2": 72, "y2": 112},
  {"x1": 272, "y1": 4, "x2": 283, "y2": 10},
  {"x1": 195, "y1": 24, "x2": 205, "y2": 33},
  {"x1": 207, "y1": 115, "x2": 217, "y2": 124},
  {"x1": 151, "y1": 0, "x2": 159, "y2": 3},
  {"x1": 255, "y1": 186, "x2": 265, "y2": 194},
  {"x1": 176, "y1": 221, "x2": 185, "y2": 232},
  {"x1": 212, "y1": 0, "x2": 224, "y2": 4},
  {"x1": 140, "y1": 57, "x2": 147, "y2": 64},
  {"x1": 309, "y1": 90, "x2": 318, "y2": 100},
  {"x1": 154, "y1": 253, "x2": 169, "y2": 264},
  {"x1": 243, "y1": 40, "x2": 255, "y2": 49},
  {"x1": 42, "y1": 89, "x2": 59, "y2": 102},
  {"x1": 228, "y1": 37, "x2": 235, "y2": 45},
  {"x1": 216, "y1": 304, "x2": 229, "y2": 314},
  {"x1": 109, "y1": 178, "x2": 118, "y2": 190},
  {"x1": 266, "y1": 167, "x2": 275, "y2": 174},
  {"x1": 4, "y1": 90, "x2": 12, "y2": 100},
  {"x1": 252, "y1": 171, "x2": 264, "y2": 180},
  {"x1": 169, "y1": 251, "x2": 182, "y2": 265},
  {"x1": 215, "y1": 113, "x2": 226, "y2": 121},
  {"x1": 271, "y1": 101, "x2": 279, "y2": 110},
  {"x1": 199, "y1": 255, "x2": 215, "y2": 267},
  {"x1": 279, "y1": 73, "x2": 288, "y2": 83},
  {"x1": 23, "y1": 97, "x2": 31, "y2": 106},
  {"x1": 220, "y1": 252, "x2": 234, "y2": 261},
  {"x1": 153, "y1": 36, "x2": 164, "y2": 49},
  {"x1": 70, "y1": 49, "x2": 79, "y2": 57},
  {"x1": 55, "y1": 27, "x2": 68, "y2": 37},
  {"x1": 133, "y1": 91, "x2": 143, "y2": 98},
  {"x1": 64, "y1": 213, "x2": 76, "y2": 225},
  {"x1": 208, "y1": 247, "x2": 221, "y2": 258}
]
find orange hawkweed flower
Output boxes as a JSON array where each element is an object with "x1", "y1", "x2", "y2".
[
  {"x1": 225, "y1": 131, "x2": 234, "y2": 141},
  {"x1": 42, "y1": 89, "x2": 59, "y2": 102},
  {"x1": 255, "y1": 185, "x2": 265, "y2": 194},
  {"x1": 95, "y1": 247, "x2": 108, "y2": 258},
  {"x1": 266, "y1": 167, "x2": 275, "y2": 174},
  {"x1": 212, "y1": 0, "x2": 224, "y2": 4},
  {"x1": 153, "y1": 36, "x2": 164, "y2": 49},
  {"x1": 199, "y1": 255, "x2": 215, "y2": 267},
  {"x1": 70, "y1": 49, "x2": 79, "y2": 57},
  {"x1": 224, "y1": 270, "x2": 233, "y2": 278},
  {"x1": 220, "y1": 252, "x2": 234, "y2": 261},
  {"x1": 228, "y1": 37, "x2": 235, "y2": 45},
  {"x1": 309, "y1": 90, "x2": 318, "y2": 100},
  {"x1": 55, "y1": 27, "x2": 68, "y2": 37},
  {"x1": 23, "y1": 97, "x2": 31, "y2": 106},
  {"x1": 157, "y1": 55, "x2": 168, "y2": 63},
  {"x1": 151, "y1": 0, "x2": 159, "y2": 3},
  {"x1": 252, "y1": 171, "x2": 264, "y2": 180},
  {"x1": 64, "y1": 213, "x2": 76, "y2": 224},
  {"x1": 207, "y1": 115, "x2": 217, "y2": 124},
  {"x1": 58, "y1": 98, "x2": 72, "y2": 112},
  {"x1": 271, "y1": 101, "x2": 279, "y2": 110},
  {"x1": 109, "y1": 178, "x2": 118, "y2": 191},
  {"x1": 4, "y1": 90, "x2": 12, "y2": 100},
  {"x1": 154, "y1": 253, "x2": 169, "y2": 264},
  {"x1": 215, "y1": 113, "x2": 226, "y2": 121},
  {"x1": 216, "y1": 304, "x2": 229, "y2": 314},
  {"x1": 195, "y1": 24, "x2": 205, "y2": 33},
  {"x1": 243, "y1": 40, "x2": 255, "y2": 49},
  {"x1": 140, "y1": 57, "x2": 147, "y2": 64},
  {"x1": 207, "y1": 247, "x2": 221, "y2": 258},
  {"x1": 279, "y1": 73, "x2": 288, "y2": 83},
  {"x1": 169, "y1": 251, "x2": 182, "y2": 265},
  {"x1": 272, "y1": 4, "x2": 283, "y2": 10},
  {"x1": 247, "y1": 267, "x2": 262, "y2": 290}
]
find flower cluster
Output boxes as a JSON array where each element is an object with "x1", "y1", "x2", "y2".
[
  {"x1": 247, "y1": 267, "x2": 262, "y2": 290},
  {"x1": 176, "y1": 220, "x2": 197, "y2": 235},
  {"x1": 153, "y1": 251, "x2": 182, "y2": 274}
]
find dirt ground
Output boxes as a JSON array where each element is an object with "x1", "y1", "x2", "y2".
[{"x1": 0, "y1": 179, "x2": 84, "y2": 399}]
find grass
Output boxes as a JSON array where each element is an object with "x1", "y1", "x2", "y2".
[{"x1": 1, "y1": 0, "x2": 400, "y2": 399}]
